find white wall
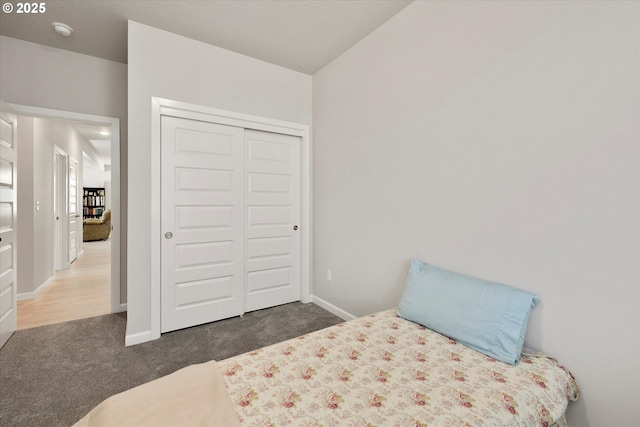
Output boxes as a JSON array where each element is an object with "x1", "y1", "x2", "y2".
[
  {"x1": 31, "y1": 120, "x2": 55, "y2": 292},
  {"x1": 0, "y1": 36, "x2": 128, "y2": 303},
  {"x1": 16, "y1": 117, "x2": 35, "y2": 296},
  {"x1": 312, "y1": 1, "x2": 639, "y2": 426},
  {"x1": 83, "y1": 163, "x2": 106, "y2": 188},
  {"x1": 0, "y1": 37, "x2": 127, "y2": 118},
  {"x1": 127, "y1": 21, "x2": 312, "y2": 342}
]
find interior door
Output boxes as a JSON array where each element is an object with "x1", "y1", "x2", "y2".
[
  {"x1": 68, "y1": 157, "x2": 78, "y2": 263},
  {"x1": 245, "y1": 130, "x2": 300, "y2": 311},
  {"x1": 54, "y1": 148, "x2": 68, "y2": 271},
  {"x1": 0, "y1": 100, "x2": 17, "y2": 349},
  {"x1": 161, "y1": 116, "x2": 245, "y2": 333}
]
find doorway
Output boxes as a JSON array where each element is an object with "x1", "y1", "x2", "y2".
[
  {"x1": 53, "y1": 147, "x2": 80, "y2": 272},
  {"x1": 10, "y1": 103, "x2": 121, "y2": 328},
  {"x1": 54, "y1": 148, "x2": 68, "y2": 271}
]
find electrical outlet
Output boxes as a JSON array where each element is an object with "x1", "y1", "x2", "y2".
[{"x1": 327, "y1": 270, "x2": 332, "y2": 282}]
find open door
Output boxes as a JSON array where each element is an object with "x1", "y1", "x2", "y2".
[
  {"x1": 68, "y1": 157, "x2": 79, "y2": 263},
  {"x1": 0, "y1": 99, "x2": 18, "y2": 348},
  {"x1": 54, "y1": 148, "x2": 68, "y2": 271}
]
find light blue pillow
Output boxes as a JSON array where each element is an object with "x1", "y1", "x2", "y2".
[{"x1": 397, "y1": 259, "x2": 537, "y2": 365}]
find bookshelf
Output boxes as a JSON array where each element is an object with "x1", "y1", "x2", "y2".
[{"x1": 83, "y1": 187, "x2": 105, "y2": 219}]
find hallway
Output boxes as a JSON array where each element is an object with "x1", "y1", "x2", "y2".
[{"x1": 17, "y1": 239, "x2": 111, "y2": 329}]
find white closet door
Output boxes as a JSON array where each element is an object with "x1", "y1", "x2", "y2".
[
  {"x1": 161, "y1": 117, "x2": 245, "y2": 333},
  {"x1": 245, "y1": 130, "x2": 300, "y2": 311}
]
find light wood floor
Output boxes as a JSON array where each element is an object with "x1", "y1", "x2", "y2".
[{"x1": 17, "y1": 239, "x2": 111, "y2": 330}]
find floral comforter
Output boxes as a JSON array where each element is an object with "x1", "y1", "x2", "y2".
[{"x1": 219, "y1": 310, "x2": 579, "y2": 426}]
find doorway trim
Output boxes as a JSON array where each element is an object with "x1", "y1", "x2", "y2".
[
  {"x1": 10, "y1": 103, "x2": 122, "y2": 314},
  {"x1": 149, "y1": 97, "x2": 312, "y2": 341}
]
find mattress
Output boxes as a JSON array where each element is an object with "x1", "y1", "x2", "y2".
[{"x1": 219, "y1": 309, "x2": 579, "y2": 426}]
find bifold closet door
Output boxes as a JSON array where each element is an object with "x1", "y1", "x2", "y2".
[
  {"x1": 245, "y1": 130, "x2": 301, "y2": 312},
  {"x1": 161, "y1": 116, "x2": 245, "y2": 333}
]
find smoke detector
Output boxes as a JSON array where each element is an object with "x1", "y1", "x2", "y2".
[{"x1": 52, "y1": 22, "x2": 73, "y2": 37}]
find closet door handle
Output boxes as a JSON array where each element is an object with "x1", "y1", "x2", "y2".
[
  {"x1": 164, "y1": 232, "x2": 173, "y2": 239},
  {"x1": 293, "y1": 225, "x2": 298, "y2": 231}
]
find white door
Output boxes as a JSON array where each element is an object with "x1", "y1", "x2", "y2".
[
  {"x1": 0, "y1": 100, "x2": 17, "y2": 349},
  {"x1": 245, "y1": 130, "x2": 300, "y2": 311},
  {"x1": 68, "y1": 157, "x2": 78, "y2": 263},
  {"x1": 161, "y1": 117, "x2": 245, "y2": 332},
  {"x1": 54, "y1": 148, "x2": 68, "y2": 271}
]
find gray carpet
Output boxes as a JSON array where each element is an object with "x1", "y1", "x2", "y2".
[{"x1": 0, "y1": 302, "x2": 343, "y2": 427}]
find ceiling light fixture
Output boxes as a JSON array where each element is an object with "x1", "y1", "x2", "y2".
[
  {"x1": 99, "y1": 130, "x2": 110, "y2": 136},
  {"x1": 52, "y1": 22, "x2": 73, "y2": 37}
]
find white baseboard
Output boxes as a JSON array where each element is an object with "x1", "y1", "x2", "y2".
[
  {"x1": 117, "y1": 303, "x2": 127, "y2": 313},
  {"x1": 311, "y1": 295, "x2": 357, "y2": 321},
  {"x1": 125, "y1": 299, "x2": 350, "y2": 347},
  {"x1": 125, "y1": 330, "x2": 154, "y2": 346},
  {"x1": 17, "y1": 276, "x2": 54, "y2": 301}
]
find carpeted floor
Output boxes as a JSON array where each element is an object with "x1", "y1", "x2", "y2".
[{"x1": 0, "y1": 302, "x2": 343, "y2": 427}]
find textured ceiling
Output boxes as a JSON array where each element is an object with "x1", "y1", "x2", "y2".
[{"x1": 0, "y1": 0, "x2": 412, "y2": 74}]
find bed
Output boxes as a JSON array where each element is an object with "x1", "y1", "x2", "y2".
[
  {"x1": 74, "y1": 259, "x2": 579, "y2": 426},
  {"x1": 218, "y1": 309, "x2": 578, "y2": 426}
]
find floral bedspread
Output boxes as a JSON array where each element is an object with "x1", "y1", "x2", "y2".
[{"x1": 219, "y1": 310, "x2": 579, "y2": 427}]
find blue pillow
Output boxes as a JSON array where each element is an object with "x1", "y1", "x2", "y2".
[{"x1": 397, "y1": 259, "x2": 537, "y2": 365}]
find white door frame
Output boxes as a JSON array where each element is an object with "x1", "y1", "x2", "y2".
[
  {"x1": 10, "y1": 104, "x2": 122, "y2": 314},
  {"x1": 150, "y1": 97, "x2": 311, "y2": 340}
]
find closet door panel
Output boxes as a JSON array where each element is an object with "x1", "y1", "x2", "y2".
[
  {"x1": 245, "y1": 130, "x2": 300, "y2": 312},
  {"x1": 161, "y1": 117, "x2": 245, "y2": 333}
]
